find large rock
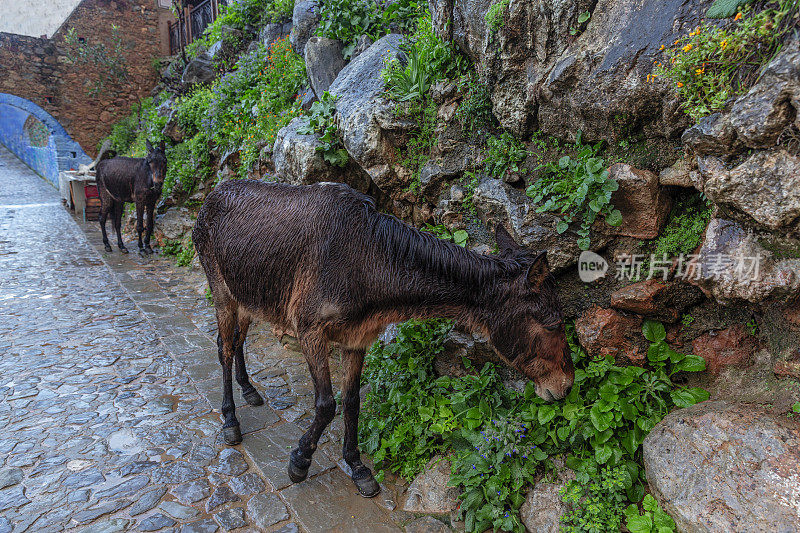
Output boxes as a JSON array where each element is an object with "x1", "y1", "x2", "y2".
[
  {"x1": 401, "y1": 456, "x2": 459, "y2": 514},
  {"x1": 304, "y1": 37, "x2": 347, "y2": 99},
  {"x1": 273, "y1": 117, "x2": 346, "y2": 185},
  {"x1": 690, "y1": 218, "x2": 800, "y2": 304},
  {"x1": 155, "y1": 207, "x2": 194, "y2": 242},
  {"x1": 520, "y1": 462, "x2": 575, "y2": 533},
  {"x1": 690, "y1": 325, "x2": 757, "y2": 375},
  {"x1": 610, "y1": 279, "x2": 703, "y2": 323},
  {"x1": 696, "y1": 149, "x2": 800, "y2": 231},
  {"x1": 598, "y1": 163, "x2": 671, "y2": 240},
  {"x1": 289, "y1": 0, "x2": 320, "y2": 56},
  {"x1": 575, "y1": 306, "x2": 646, "y2": 365},
  {"x1": 433, "y1": 0, "x2": 711, "y2": 141},
  {"x1": 644, "y1": 401, "x2": 800, "y2": 533},
  {"x1": 329, "y1": 34, "x2": 410, "y2": 196},
  {"x1": 260, "y1": 21, "x2": 292, "y2": 49},
  {"x1": 181, "y1": 53, "x2": 215, "y2": 87},
  {"x1": 472, "y1": 177, "x2": 608, "y2": 271}
]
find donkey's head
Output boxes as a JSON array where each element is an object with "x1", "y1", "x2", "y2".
[
  {"x1": 488, "y1": 226, "x2": 574, "y2": 401},
  {"x1": 145, "y1": 140, "x2": 167, "y2": 190}
]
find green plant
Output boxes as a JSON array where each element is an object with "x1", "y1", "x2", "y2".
[
  {"x1": 792, "y1": 402, "x2": 800, "y2": 414},
  {"x1": 207, "y1": 37, "x2": 306, "y2": 177},
  {"x1": 455, "y1": 74, "x2": 497, "y2": 139},
  {"x1": 526, "y1": 133, "x2": 622, "y2": 250},
  {"x1": 161, "y1": 238, "x2": 195, "y2": 267},
  {"x1": 485, "y1": 0, "x2": 510, "y2": 31},
  {"x1": 422, "y1": 224, "x2": 469, "y2": 246},
  {"x1": 653, "y1": 4, "x2": 797, "y2": 120},
  {"x1": 746, "y1": 318, "x2": 759, "y2": 336},
  {"x1": 707, "y1": 0, "x2": 752, "y2": 18},
  {"x1": 360, "y1": 318, "x2": 708, "y2": 533},
  {"x1": 485, "y1": 132, "x2": 528, "y2": 180},
  {"x1": 569, "y1": 10, "x2": 592, "y2": 35},
  {"x1": 560, "y1": 464, "x2": 629, "y2": 533},
  {"x1": 204, "y1": 287, "x2": 214, "y2": 305},
  {"x1": 681, "y1": 313, "x2": 695, "y2": 327},
  {"x1": 398, "y1": 99, "x2": 438, "y2": 193},
  {"x1": 624, "y1": 494, "x2": 677, "y2": 533},
  {"x1": 383, "y1": 15, "x2": 468, "y2": 103},
  {"x1": 298, "y1": 92, "x2": 349, "y2": 167},
  {"x1": 316, "y1": 0, "x2": 380, "y2": 59},
  {"x1": 164, "y1": 132, "x2": 210, "y2": 197}
]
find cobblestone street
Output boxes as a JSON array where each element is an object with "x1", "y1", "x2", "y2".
[{"x1": 0, "y1": 146, "x2": 411, "y2": 532}]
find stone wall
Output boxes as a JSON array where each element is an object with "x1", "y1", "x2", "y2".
[
  {"x1": 0, "y1": 93, "x2": 90, "y2": 186},
  {"x1": 0, "y1": 0, "x2": 171, "y2": 157}
]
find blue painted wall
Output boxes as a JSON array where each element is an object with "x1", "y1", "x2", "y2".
[{"x1": 0, "y1": 93, "x2": 90, "y2": 186}]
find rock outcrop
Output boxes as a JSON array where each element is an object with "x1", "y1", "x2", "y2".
[
  {"x1": 304, "y1": 36, "x2": 347, "y2": 99},
  {"x1": 289, "y1": 0, "x2": 320, "y2": 56},
  {"x1": 329, "y1": 34, "x2": 411, "y2": 197},
  {"x1": 432, "y1": 0, "x2": 713, "y2": 141},
  {"x1": 644, "y1": 401, "x2": 800, "y2": 533}
]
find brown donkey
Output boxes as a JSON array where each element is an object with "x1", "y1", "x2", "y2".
[{"x1": 193, "y1": 180, "x2": 574, "y2": 497}]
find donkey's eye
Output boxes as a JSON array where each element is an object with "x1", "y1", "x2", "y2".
[{"x1": 543, "y1": 322, "x2": 561, "y2": 331}]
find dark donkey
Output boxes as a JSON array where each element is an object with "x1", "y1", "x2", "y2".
[
  {"x1": 96, "y1": 140, "x2": 167, "y2": 254},
  {"x1": 193, "y1": 180, "x2": 574, "y2": 497}
]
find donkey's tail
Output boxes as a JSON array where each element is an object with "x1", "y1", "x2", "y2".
[{"x1": 88, "y1": 140, "x2": 117, "y2": 171}]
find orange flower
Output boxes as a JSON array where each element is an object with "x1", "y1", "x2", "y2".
[
  {"x1": 734, "y1": 12, "x2": 743, "y2": 21},
  {"x1": 677, "y1": 82, "x2": 684, "y2": 87},
  {"x1": 682, "y1": 43, "x2": 693, "y2": 52}
]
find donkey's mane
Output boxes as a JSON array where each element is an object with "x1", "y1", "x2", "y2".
[{"x1": 332, "y1": 186, "x2": 529, "y2": 286}]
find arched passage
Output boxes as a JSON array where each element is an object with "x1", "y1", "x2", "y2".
[{"x1": 0, "y1": 93, "x2": 91, "y2": 187}]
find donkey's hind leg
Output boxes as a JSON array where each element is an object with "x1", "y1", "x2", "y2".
[
  {"x1": 99, "y1": 198, "x2": 113, "y2": 252},
  {"x1": 342, "y1": 348, "x2": 380, "y2": 497},
  {"x1": 288, "y1": 329, "x2": 336, "y2": 483},
  {"x1": 215, "y1": 295, "x2": 242, "y2": 445},
  {"x1": 233, "y1": 312, "x2": 263, "y2": 406},
  {"x1": 113, "y1": 201, "x2": 128, "y2": 254}
]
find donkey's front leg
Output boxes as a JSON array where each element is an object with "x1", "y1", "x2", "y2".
[
  {"x1": 135, "y1": 202, "x2": 145, "y2": 252},
  {"x1": 143, "y1": 201, "x2": 155, "y2": 255},
  {"x1": 233, "y1": 315, "x2": 263, "y2": 406},
  {"x1": 114, "y1": 202, "x2": 128, "y2": 254},
  {"x1": 288, "y1": 331, "x2": 336, "y2": 483},
  {"x1": 216, "y1": 305, "x2": 242, "y2": 445},
  {"x1": 342, "y1": 348, "x2": 380, "y2": 497}
]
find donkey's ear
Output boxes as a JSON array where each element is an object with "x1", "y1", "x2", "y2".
[
  {"x1": 495, "y1": 224, "x2": 520, "y2": 255},
  {"x1": 526, "y1": 251, "x2": 550, "y2": 288},
  {"x1": 159, "y1": 140, "x2": 166, "y2": 152},
  {"x1": 146, "y1": 139, "x2": 153, "y2": 152}
]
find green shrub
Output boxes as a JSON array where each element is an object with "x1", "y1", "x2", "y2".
[
  {"x1": 526, "y1": 133, "x2": 622, "y2": 250},
  {"x1": 316, "y1": 0, "x2": 380, "y2": 59},
  {"x1": 397, "y1": 99, "x2": 438, "y2": 193},
  {"x1": 206, "y1": 37, "x2": 306, "y2": 177},
  {"x1": 360, "y1": 319, "x2": 707, "y2": 533},
  {"x1": 485, "y1": 0, "x2": 510, "y2": 31},
  {"x1": 161, "y1": 238, "x2": 195, "y2": 267},
  {"x1": 560, "y1": 464, "x2": 629, "y2": 533},
  {"x1": 624, "y1": 494, "x2": 677, "y2": 533},
  {"x1": 174, "y1": 86, "x2": 213, "y2": 137},
  {"x1": 651, "y1": 194, "x2": 712, "y2": 261},
  {"x1": 421, "y1": 224, "x2": 469, "y2": 246},
  {"x1": 298, "y1": 91, "x2": 349, "y2": 167},
  {"x1": 383, "y1": 14, "x2": 468, "y2": 103},
  {"x1": 101, "y1": 97, "x2": 166, "y2": 157},
  {"x1": 316, "y1": 0, "x2": 423, "y2": 58},
  {"x1": 707, "y1": 0, "x2": 752, "y2": 18},
  {"x1": 455, "y1": 73, "x2": 496, "y2": 139},
  {"x1": 653, "y1": 3, "x2": 797, "y2": 120},
  {"x1": 164, "y1": 132, "x2": 210, "y2": 197},
  {"x1": 484, "y1": 132, "x2": 528, "y2": 180}
]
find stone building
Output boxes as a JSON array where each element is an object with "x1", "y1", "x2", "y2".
[{"x1": 0, "y1": 0, "x2": 174, "y2": 184}]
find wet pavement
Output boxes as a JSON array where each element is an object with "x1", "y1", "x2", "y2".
[{"x1": 0, "y1": 145, "x2": 417, "y2": 532}]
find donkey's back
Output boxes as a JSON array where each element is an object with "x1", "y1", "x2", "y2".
[{"x1": 193, "y1": 180, "x2": 374, "y2": 327}]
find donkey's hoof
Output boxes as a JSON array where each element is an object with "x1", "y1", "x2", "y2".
[
  {"x1": 104, "y1": 244, "x2": 113, "y2": 252},
  {"x1": 288, "y1": 459, "x2": 310, "y2": 483},
  {"x1": 243, "y1": 389, "x2": 264, "y2": 406},
  {"x1": 144, "y1": 246, "x2": 154, "y2": 255},
  {"x1": 119, "y1": 246, "x2": 129, "y2": 254},
  {"x1": 353, "y1": 474, "x2": 381, "y2": 498},
  {"x1": 222, "y1": 425, "x2": 242, "y2": 445}
]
